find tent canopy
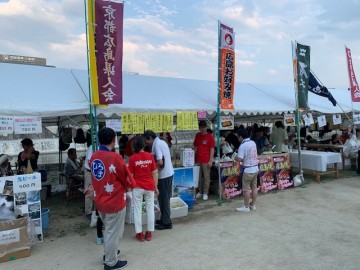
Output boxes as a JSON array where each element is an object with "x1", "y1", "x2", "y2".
[{"x1": 1, "y1": 63, "x2": 359, "y2": 121}]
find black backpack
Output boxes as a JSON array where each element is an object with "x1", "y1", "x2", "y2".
[{"x1": 74, "y1": 128, "x2": 87, "y2": 144}]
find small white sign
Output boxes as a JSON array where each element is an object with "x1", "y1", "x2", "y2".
[
  {"x1": 284, "y1": 114, "x2": 296, "y2": 126},
  {"x1": 13, "y1": 173, "x2": 41, "y2": 193},
  {"x1": 317, "y1": 115, "x2": 326, "y2": 128},
  {"x1": 302, "y1": 113, "x2": 314, "y2": 126},
  {"x1": 0, "y1": 228, "x2": 20, "y2": 245},
  {"x1": 0, "y1": 116, "x2": 14, "y2": 134},
  {"x1": 220, "y1": 116, "x2": 234, "y2": 130},
  {"x1": 333, "y1": 114, "x2": 342, "y2": 125},
  {"x1": 353, "y1": 114, "x2": 360, "y2": 125},
  {"x1": 105, "y1": 119, "x2": 122, "y2": 132},
  {"x1": 14, "y1": 116, "x2": 42, "y2": 134}
]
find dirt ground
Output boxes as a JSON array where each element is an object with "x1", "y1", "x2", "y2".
[{"x1": 2, "y1": 173, "x2": 360, "y2": 270}]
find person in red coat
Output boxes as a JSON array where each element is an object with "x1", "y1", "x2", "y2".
[{"x1": 90, "y1": 128, "x2": 136, "y2": 270}]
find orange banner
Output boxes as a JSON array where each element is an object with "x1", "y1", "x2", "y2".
[{"x1": 220, "y1": 49, "x2": 235, "y2": 110}]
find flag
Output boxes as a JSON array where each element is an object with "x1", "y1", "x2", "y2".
[
  {"x1": 345, "y1": 47, "x2": 360, "y2": 102},
  {"x1": 308, "y1": 71, "x2": 337, "y2": 106},
  {"x1": 94, "y1": 0, "x2": 124, "y2": 105},
  {"x1": 219, "y1": 23, "x2": 235, "y2": 110},
  {"x1": 296, "y1": 42, "x2": 311, "y2": 110}
]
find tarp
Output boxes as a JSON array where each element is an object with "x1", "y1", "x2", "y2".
[{"x1": 0, "y1": 63, "x2": 359, "y2": 120}]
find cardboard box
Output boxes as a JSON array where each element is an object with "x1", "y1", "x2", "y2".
[
  {"x1": 0, "y1": 217, "x2": 31, "y2": 263},
  {"x1": 170, "y1": 197, "x2": 188, "y2": 219}
]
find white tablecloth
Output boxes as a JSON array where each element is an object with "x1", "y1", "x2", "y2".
[{"x1": 290, "y1": 150, "x2": 342, "y2": 172}]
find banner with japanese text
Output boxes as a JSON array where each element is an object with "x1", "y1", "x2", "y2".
[
  {"x1": 177, "y1": 111, "x2": 198, "y2": 131},
  {"x1": 219, "y1": 23, "x2": 235, "y2": 110},
  {"x1": 94, "y1": 0, "x2": 123, "y2": 105},
  {"x1": 122, "y1": 112, "x2": 173, "y2": 134},
  {"x1": 345, "y1": 47, "x2": 360, "y2": 102},
  {"x1": 0, "y1": 116, "x2": 14, "y2": 135},
  {"x1": 295, "y1": 42, "x2": 310, "y2": 110},
  {"x1": 14, "y1": 117, "x2": 42, "y2": 134}
]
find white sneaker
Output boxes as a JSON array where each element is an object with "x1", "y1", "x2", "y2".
[
  {"x1": 202, "y1": 194, "x2": 208, "y2": 201},
  {"x1": 236, "y1": 206, "x2": 250, "y2": 212},
  {"x1": 196, "y1": 192, "x2": 202, "y2": 199},
  {"x1": 249, "y1": 204, "x2": 256, "y2": 211}
]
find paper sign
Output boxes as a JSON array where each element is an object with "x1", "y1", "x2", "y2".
[
  {"x1": 353, "y1": 114, "x2": 360, "y2": 125},
  {"x1": 317, "y1": 115, "x2": 326, "y2": 128},
  {"x1": 302, "y1": 113, "x2": 314, "y2": 126},
  {"x1": 284, "y1": 114, "x2": 296, "y2": 127},
  {"x1": 197, "y1": 111, "x2": 206, "y2": 119},
  {"x1": 333, "y1": 114, "x2": 342, "y2": 125},
  {"x1": 105, "y1": 119, "x2": 121, "y2": 132},
  {"x1": 0, "y1": 116, "x2": 14, "y2": 134},
  {"x1": 0, "y1": 228, "x2": 20, "y2": 245},
  {"x1": 13, "y1": 173, "x2": 41, "y2": 193},
  {"x1": 220, "y1": 116, "x2": 234, "y2": 130},
  {"x1": 14, "y1": 116, "x2": 42, "y2": 134}
]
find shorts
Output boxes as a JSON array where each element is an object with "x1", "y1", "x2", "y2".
[{"x1": 242, "y1": 172, "x2": 258, "y2": 192}]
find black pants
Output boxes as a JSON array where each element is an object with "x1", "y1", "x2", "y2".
[
  {"x1": 158, "y1": 175, "x2": 173, "y2": 225},
  {"x1": 96, "y1": 209, "x2": 103, "y2": 238}
]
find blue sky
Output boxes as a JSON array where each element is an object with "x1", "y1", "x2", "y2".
[{"x1": 0, "y1": 0, "x2": 359, "y2": 89}]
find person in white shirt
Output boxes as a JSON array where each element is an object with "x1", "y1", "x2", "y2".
[
  {"x1": 235, "y1": 128, "x2": 259, "y2": 213},
  {"x1": 144, "y1": 130, "x2": 174, "y2": 230}
]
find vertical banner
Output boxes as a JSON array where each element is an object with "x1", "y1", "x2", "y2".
[
  {"x1": 296, "y1": 42, "x2": 311, "y2": 109},
  {"x1": 87, "y1": 0, "x2": 100, "y2": 105},
  {"x1": 95, "y1": 0, "x2": 124, "y2": 105},
  {"x1": 219, "y1": 23, "x2": 235, "y2": 110},
  {"x1": 345, "y1": 47, "x2": 360, "y2": 102}
]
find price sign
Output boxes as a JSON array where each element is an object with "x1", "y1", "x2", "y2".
[{"x1": 13, "y1": 173, "x2": 41, "y2": 193}]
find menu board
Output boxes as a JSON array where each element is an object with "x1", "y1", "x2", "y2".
[
  {"x1": 258, "y1": 156, "x2": 277, "y2": 193},
  {"x1": 220, "y1": 161, "x2": 241, "y2": 199},
  {"x1": 273, "y1": 155, "x2": 293, "y2": 190}
]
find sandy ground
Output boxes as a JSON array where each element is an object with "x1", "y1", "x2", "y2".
[{"x1": 3, "y1": 176, "x2": 360, "y2": 270}]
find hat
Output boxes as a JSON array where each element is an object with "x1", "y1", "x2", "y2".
[{"x1": 198, "y1": 120, "x2": 207, "y2": 128}]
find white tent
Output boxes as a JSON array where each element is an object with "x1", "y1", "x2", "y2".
[{"x1": 1, "y1": 63, "x2": 359, "y2": 120}]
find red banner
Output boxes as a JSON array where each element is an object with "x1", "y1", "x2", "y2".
[
  {"x1": 95, "y1": 0, "x2": 123, "y2": 105},
  {"x1": 345, "y1": 47, "x2": 360, "y2": 102},
  {"x1": 219, "y1": 23, "x2": 235, "y2": 110}
]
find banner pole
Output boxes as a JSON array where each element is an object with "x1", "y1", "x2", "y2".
[
  {"x1": 292, "y1": 41, "x2": 304, "y2": 184},
  {"x1": 217, "y1": 20, "x2": 222, "y2": 201},
  {"x1": 345, "y1": 45, "x2": 356, "y2": 132},
  {"x1": 84, "y1": 0, "x2": 95, "y2": 150}
]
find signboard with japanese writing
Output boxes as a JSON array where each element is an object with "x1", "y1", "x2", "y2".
[
  {"x1": 258, "y1": 156, "x2": 277, "y2": 193},
  {"x1": 273, "y1": 155, "x2": 293, "y2": 190},
  {"x1": 14, "y1": 116, "x2": 42, "y2": 134},
  {"x1": 220, "y1": 161, "x2": 241, "y2": 199},
  {"x1": 105, "y1": 119, "x2": 121, "y2": 132},
  {"x1": 302, "y1": 113, "x2": 314, "y2": 126},
  {"x1": 219, "y1": 23, "x2": 235, "y2": 110},
  {"x1": 284, "y1": 114, "x2": 296, "y2": 127},
  {"x1": 333, "y1": 114, "x2": 342, "y2": 125},
  {"x1": 197, "y1": 111, "x2": 206, "y2": 119},
  {"x1": 296, "y1": 42, "x2": 311, "y2": 109},
  {"x1": 345, "y1": 47, "x2": 360, "y2": 102},
  {"x1": 317, "y1": 115, "x2": 326, "y2": 128},
  {"x1": 0, "y1": 173, "x2": 43, "y2": 241},
  {"x1": 0, "y1": 116, "x2": 14, "y2": 134},
  {"x1": 220, "y1": 116, "x2": 234, "y2": 130},
  {"x1": 176, "y1": 111, "x2": 198, "y2": 131},
  {"x1": 94, "y1": 0, "x2": 124, "y2": 105}
]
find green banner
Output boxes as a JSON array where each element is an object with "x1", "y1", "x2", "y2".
[{"x1": 296, "y1": 43, "x2": 310, "y2": 109}]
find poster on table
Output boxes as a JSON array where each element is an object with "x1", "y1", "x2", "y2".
[
  {"x1": 0, "y1": 116, "x2": 14, "y2": 135},
  {"x1": 220, "y1": 116, "x2": 234, "y2": 130},
  {"x1": 317, "y1": 115, "x2": 327, "y2": 128},
  {"x1": 173, "y1": 167, "x2": 194, "y2": 204},
  {"x1": 273, "y1": 155, "x2": 293, "y2": 190},
  {"x1": 258, "y1": 156, "x2": 277, "y2": 193},
  {"x1": 284, "y1": 114, "x2": 296, "y2": 127},
  {"x1": 14, "y1": 116, "x2": 42, "y2": 134},
  {"x1": 302, "y1": 113, "x2": 314, "y2": 126},
  {"x1": 0, "y1": 173, "x2": 43, "y2": 241},
  {"x1": 220, "y1": 161, "x2": 241, "y2": 199},
  {"x1": 105, "y1": 119, "x2": 121, "y2": 132}
]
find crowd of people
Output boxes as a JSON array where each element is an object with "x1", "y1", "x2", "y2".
[{"x1": 2, "y1": 122, "x2": 360, "y2": 270}]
